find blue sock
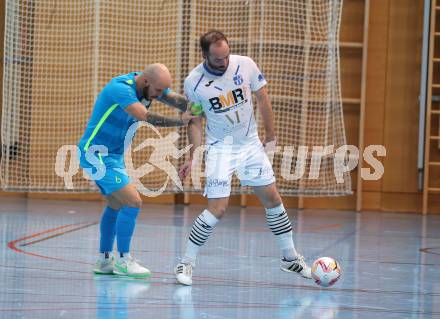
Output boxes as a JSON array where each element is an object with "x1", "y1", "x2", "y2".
[
  {"x1": 99, "y1": 206, "x2": 119, "y2": 253},
  {"x1": 116, "y1": 206, "x2": 140, "y2": 254}
]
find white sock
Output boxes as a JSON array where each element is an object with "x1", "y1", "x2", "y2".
[
  {"x1": 182, "y1": 209, "x2": 219, "y2": 266},
  {"x1": 265, "y1": 204, "x2": 299, "y2": 261}
]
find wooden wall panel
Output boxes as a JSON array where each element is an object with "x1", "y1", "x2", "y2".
[
  {"x1": 26, "y1": 192, "x2": 175, "y2": 204},
  {"x1": 362, "y1": 191, "x2": 381, "y2": 211},
  {"x1": 0, "y1": 0, "x2": 4, "y2": 169},
  {"x1": 340, "y1": 48, "x2": 362, "y2": 99},
  {"x1": 382, "y1": 192, "x2": 422, "y2": 213},
  {"x1": 362, "y1": 0, "x2": 389, "y2": 196},
  {"x1": 0, "y1": 190, "x2": 26, "y2": 198},
  {"x1": 382, "y1": 0, "x2": 424, "y2": 194},
  {"x1": 186, "y1": 194, "x2": 241, "y2": 207},
  {"x1": 0, "y1": 0, "x2": 3, "y2": 119},
  {"x1": 340, "y1": 0, "x2": 365, "y2": 43},
  {"x1": 429, "y1": 165, "x2": 440, "y2": 189},
  {"x1": 28, "y1": 192, "x2": 101, "y2": 201},
  {"x1": 302, "y1": 195, "x2": 357, "y2": 211},
  {"x1": 427, "y1": 195, "x2": 440, "y2": 214}
]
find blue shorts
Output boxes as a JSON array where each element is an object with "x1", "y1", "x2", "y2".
[{"x1": 78, "y1": 151, "x2": 131, "y2": 196}]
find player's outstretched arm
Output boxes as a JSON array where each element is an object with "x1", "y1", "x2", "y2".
[
  {"x1": 145, "y1": 111, "x2": 195, "y2": 127},
  {"x1": 255, "y1": 86, "x2": 276, "y2": 144},
  {"x1": 125, "y1": 102, "x2": 195, "y2": 127},
  {"x1": 158, "y1": 91, "x2": 189, "y2": 112},
  {"x1": 179, "y1": 116, "x2": 202, "y2": 179}
]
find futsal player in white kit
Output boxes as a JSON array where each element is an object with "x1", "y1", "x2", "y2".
[{"x1": 175, "y1": 30, "x2": 312, "y2": 285}]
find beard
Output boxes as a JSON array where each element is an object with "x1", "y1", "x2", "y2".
[
  {"x1": 206, "y1": 59, "x2": 228, "y2": 73},
  {"x1": 142, "y1": 85, "x2": 151, "y2": 101}
]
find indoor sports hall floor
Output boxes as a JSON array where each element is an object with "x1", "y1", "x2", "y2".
[{"x1": 1, "y1": 197, "x2": 439, "y2": 319}]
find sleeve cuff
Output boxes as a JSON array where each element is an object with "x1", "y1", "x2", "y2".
[
  {"x1": 252, "y1": 80, "x2": 267, "y2": 92},
  {"x1": 158, "y1": 87, "x2": 172, "y2": 100}
]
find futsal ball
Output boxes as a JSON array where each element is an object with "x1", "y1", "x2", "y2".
[
  {"x1": 190, "y1": 103, "x2": 203, "y2": 115},
  {"x1": 311, "y1": 257, "x2": 341, "y2": 287}
]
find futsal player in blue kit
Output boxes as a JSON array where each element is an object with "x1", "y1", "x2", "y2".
[{"x1": 78, "y1": 63, "x2": 195, "y2": 277}]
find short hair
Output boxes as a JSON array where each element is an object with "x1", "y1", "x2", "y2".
[{"x1": 199, "y1": 30, "x2": 229, "y2": 55}]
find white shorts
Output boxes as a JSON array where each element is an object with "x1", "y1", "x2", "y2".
[{"x1": 204, "y1": 144, "x2": 276, "y2": 198}]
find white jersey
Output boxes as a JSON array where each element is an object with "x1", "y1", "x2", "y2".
[{"x1": 184, "y1": 55, "x2": 267, "y2": 148}]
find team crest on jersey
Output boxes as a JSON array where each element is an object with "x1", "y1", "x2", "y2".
[{"x1": 233, "y1": 74, "x2": 243, "y2": 85}]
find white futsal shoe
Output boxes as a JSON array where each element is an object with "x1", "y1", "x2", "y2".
[
  {"x1": 280, "y1": 254, "x2": 312, "y2": 279},
  {"x1": 174, "y1": 263, "x2": 193, "y2": 286},
  {"x1": 93, "y1": 254, "x2": 115, "y2": 274},
  {"x1": 113, "y1": 255, "x2": 151, "y2": 278}
]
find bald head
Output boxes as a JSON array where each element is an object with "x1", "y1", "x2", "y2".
[
  {"x1": 143, "y1": 63, "x2": 172, "y2": 89},
  {"x1": 137, "y1": 63, "x2": 173, "y2": 100}
]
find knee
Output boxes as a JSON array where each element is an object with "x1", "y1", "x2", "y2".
[
  {"x1": 129, "y1": 199, "x2": 143, "y2": 209},
  {"x1": 208, "y1": 205, "x2": 227, "y2": 219},
  {"x1": 123, "y1": 196, "x2": 142, "y2": 208},
  {"x1": 265, "y1": 194, "x2": 282, "y2": 210},
  {"x1": 106, "y1": 199, "x2": 122, "y2": 211}
]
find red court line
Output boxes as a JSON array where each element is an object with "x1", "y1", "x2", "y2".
[
  {"x1": 7, "y1": 222, "x2": 97, "y2": 265},
  {"x1": 21, "y1": 222, "x2": 98, "y2": 247}
]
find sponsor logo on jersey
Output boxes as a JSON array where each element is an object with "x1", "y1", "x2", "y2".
[
  {"x1": 208, "y1": 88, "x2": 247, "y2": 113},
  {"x1": 206, "y1": 178, "x2": 230, "y2": 188},
  {"x1": 205, "y1": 80, "x2": 214, "y2": 87}
]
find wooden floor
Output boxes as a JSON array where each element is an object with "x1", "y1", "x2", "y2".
[{"x1": 1, "y1": 197, "x2": 439, "y2": 319}]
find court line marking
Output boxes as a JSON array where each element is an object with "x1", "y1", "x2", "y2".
[
  {"x1": 7, "y1": 221, "x2": 97, "y2": 265},
  {"x1": 6, "y1": 221, "x2": 438, "y2": 303},
  {"x1": 20, "y1": 222, "x2": 99, "y2": 247}
]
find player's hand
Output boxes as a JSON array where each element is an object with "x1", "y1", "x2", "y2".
[
  {"x1": 180, "y1": 111, "x2": 198, "y2": 125},
  {"x1": 179, "y1": 161, "x2": 192, "y2": 180},
  {"x1": 262, "y1": 137, "x2": 277, "y2": 153},
  {"x1": 262, "y1": 136, "x2": 277, "y2": 146}
]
